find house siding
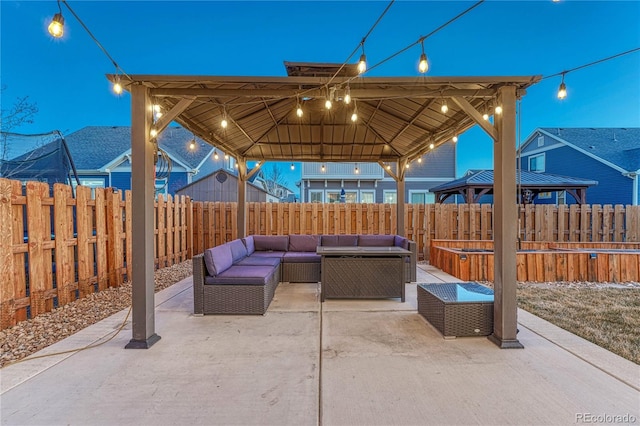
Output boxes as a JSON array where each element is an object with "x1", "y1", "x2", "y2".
[{"x1": 520, "y1": 145, "x2": 631, "y2": 205}]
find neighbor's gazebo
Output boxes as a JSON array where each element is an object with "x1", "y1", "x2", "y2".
[{"x1": 109, "y1": 70, "x2": 541, "y2": 350}]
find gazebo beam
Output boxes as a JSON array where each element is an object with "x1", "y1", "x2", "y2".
[
  {"x1": 153, "y1": 97, "x2": 195, "y2": 134},
  {"x1": 489, "y1": 85, "x2": 522, "y2": 349},
  {"x1": 451, "y1": 96, "x2": 498, "y2": 141}
]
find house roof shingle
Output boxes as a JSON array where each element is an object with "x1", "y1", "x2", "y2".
[
  {"x1": 63, "y1": 126, "x2": 213, "y2": 170},
  {"x1": 539, "y1": 127, "x2": 640, "y2": 172}
]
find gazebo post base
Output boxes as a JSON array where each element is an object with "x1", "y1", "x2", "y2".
[
  {"x1": 125, "y1": 334, "x2": 161, "y2": 349},
  {"x1": 488, "y1": 334, "x2": 524, "y2": 349}
]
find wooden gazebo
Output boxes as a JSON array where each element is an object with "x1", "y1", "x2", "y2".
[{"x1": 109, "y1": 71, "x2": 541, "y2": 350}]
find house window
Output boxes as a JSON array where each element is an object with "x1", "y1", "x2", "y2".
[
  {"x1": 537, "y1": 136, "x2": 544, "y2": 147},
  {"x1": 360, "y1": 190, "x2": 375, "y2": 203},
  {"x1": 309, "y1": 190, "x2": 323, "y2": 203},
  {"x1": 529, "y1": 154, "x2": 545, "y2": 172},
  {"x1": 383, "y1": 190, "x2": 397, "y2": 204},
  {"x1": 344, "y1": 191, "x2": 358, "y2": 203},
  {"x1": 538, "y1": 192, "x2": 552, "y2": 199},
  {"x1": 557, "y1": 191, "x2": 567, "y2": 205},
  {"x1": 226, "y1": 156, "x2": 235, "y2": 171},
  {"x1": 327, "y1": 191, "x2": 341, "y2": 203}
]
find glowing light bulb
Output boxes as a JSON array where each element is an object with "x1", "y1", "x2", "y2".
[
  {"x1": 418, "y1": 53, "x2": 429, "y2": 73},
  {"x1": 325, "y1": 99, "x2": 332, "y2": 110},
  {"x1": 113, "y1": 81, "x2": 123, "y2": 95},
  {"x1": 357, "y1": 54, "x2": 367, "y2": 74},
  {"x1": 355, "y1": 166, "x2": 359, "y2": 174},
  {"x1": 386, "y1": 164, "x2": 391, "y2": 170},
  {"x1": 221, "y1": 118, "x2": 228, "y2": 128},
  {"x1": 452, "y1": 135, "x2": 458, "y2": 143},
  {"x1": 155, "y1": 111, "x2": 163, "y2": 119},
  {"x1": 482, "y1": 113, "x2": 489, "y2": 121},
  {"x1": 495, "y1": 105, "x2": 503, "y2": 115},
  {"x1": 405, "y1": 163, "x2": 410, "y2": 169},
  {"x1": 344, "y1": 88, "x2": 351, "y2": 105},
  {"x1": 351, "y1": 112, "x2": 358, "y2": 122},
  {"x1": 234, "y1": 163, "x2": 238, "y2": 169},
  {"x1": 224, "y1": 153, "x2": 229, "y2": 160},
  {"x1": 417, "y1": 157, "x2": 422, "y2": 163},
  {"x1": 153, "y1": 105, "x2": 161, "y2": 113},
  {"x1": 150, "y1": 128, "x2": 158, "y2": 138},
  {"x1": 189, "y1": 139, "x2": 196, "y2": 150},
  {"x1": 296, "y1": 105, "x2": 303, "y2": 117},
  {"x1": 48, "y1": 13, "x2": 64, "y2": 38},
  {"x1": 429, "y1": 143, "x2": 435, "y2": 150},
  {"x1": 290, "y1": 163, "x2": 295, "y2": 171},
  {"x1": 557, "y1": 82, "x2": 567, "y2": 100},
  {"x1": 441, "y1": 102, "x2": 448, "y2": 114},
  {"x1": 213, "y1": 150, "x2": 219, "y2": 160},
  {"x1": 321, "y1": 164, "x2": 326, "y2": 172}
]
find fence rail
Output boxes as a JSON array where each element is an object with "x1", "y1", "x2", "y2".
[{"x1": 1, "y1": 177, "x2": 639, "y2": 330}]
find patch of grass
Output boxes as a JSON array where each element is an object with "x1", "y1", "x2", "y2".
[{"x1": 517, "y1": 286, "x2": 640, "y2": 365}]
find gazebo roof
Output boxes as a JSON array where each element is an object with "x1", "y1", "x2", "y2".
[{"x1": 111, "y1": 74, "x2": 540, "y2": 163}]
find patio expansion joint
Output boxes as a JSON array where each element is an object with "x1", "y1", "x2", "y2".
[{"x1": 517, "y1": 315, "x2": 640, "y2": 392}]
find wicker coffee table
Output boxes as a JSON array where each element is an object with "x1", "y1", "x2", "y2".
[
  {"x1": 417, "y1": 283, "x2": 494, "y2": 338},
  {"x1": 317, "y1": 246, "x2": 411, "y2": 302}
]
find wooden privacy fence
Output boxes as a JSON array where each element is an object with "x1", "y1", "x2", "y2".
[
  {"x1": 1, "y1": 176, "x2": 639, "y2": 330},
  {"x1": 0, "y1": 179, "x2": 190, "y2": 330},
  {"x1": 190, "y1": 202, "x2": 640, "y2": 259}
]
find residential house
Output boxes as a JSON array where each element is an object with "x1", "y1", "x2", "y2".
[
  {"x1": 59, "y1": 126, "x2": 233, "y2": 195},
  {"x1": 300, "y1": 141, "x2": 456, "y2": 203},
  {"x1": 518, "y1": 128, "x2": 640, "y2": 205}
]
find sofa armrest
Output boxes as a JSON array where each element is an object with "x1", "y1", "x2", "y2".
[
  {"x1": 408, "y1": 240, "x2": 417, "y2": 282},
  {"x1": 192, "y1": 254, "x2": 206, "y2": 314}
]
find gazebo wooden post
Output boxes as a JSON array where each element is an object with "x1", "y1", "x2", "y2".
[
  {"x1": 396, "y1": 160, "x2": 406, "y2": 237},
  {"x1": 489, "y1": 85, "x2": 523, "y2": 349},
  {"x1": 236, "y1": 157, "x2": 247, "y2": 238},
  {"x1": 126, "y1": 83, "x2": 160, "y2": 349}
]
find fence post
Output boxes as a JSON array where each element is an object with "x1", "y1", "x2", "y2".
[
  {"x1": 26, "y1": 182, "x2": 50, "y2": 316},
  {"x1": 94, "y1": 188, "x2": 108, "y2": 291},
  {"x1": 0, "y1": 179, "x2": 16, "y2": 328}
]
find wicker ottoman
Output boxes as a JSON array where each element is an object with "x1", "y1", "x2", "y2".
[{"x1": 417, "y1": 283, "x2": 494, "y2": 338}]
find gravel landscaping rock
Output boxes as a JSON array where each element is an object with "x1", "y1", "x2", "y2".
[{"x1": 0, "y1": 260, "x2": 192, "y2": 368}]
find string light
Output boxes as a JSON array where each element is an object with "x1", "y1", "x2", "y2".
[
  {"x1": 150, "y1": 128, "x2": 158, "y2": 138},
  {"x1": 290, "y1": 163, "x2": 295, "y2": 171},
  {"x1": 48, "y1": 1, "x2": 64, "y2": 38},
  {"x1": 482, "y1": 109, "x2": 489, "y2": 121},
  {"x1": 351, "y1": 100, "x2": 358, "y2": 122},
  {"x1": 386, "y1": 164, "x2": 391, "y2": 170},
  {"x1": 429, "y1": 143, "x2": 435, "y2": 149},
  {"x1": 153, "y1": 104, "x2": 163, "y2": 119},
  {"x1": 417, "y1": 157, "x2": 422, "y2": 163},
  {"x1": 355, "y1": 163, "x2": 360, "y2": 174},
  {"x1": 325, "y1": 98, "x2": 332, "y2": 110},
  {"x1": 405, "y1": 163, "x2": 410, "y2": 169},
  {"x1": 321, "y1": 164, "x2": 326, "y2": 172},
  {"x1": 221, "y1": 117, "x2": 228, "y2": 129},
  {"x1": 213, "y1": 150, "x2": 219, "y2": 160},
  {"x1": 418, "y1": 40, "x2": 429, "y2": 73},
  {"x1": 112, "y1": 73, "x2": 123, "y2": 95},
  {"x1": 557, "y1": 73, "x2": 567, "y2": 100},
  {"x1": 452, "y1": 135, "x2": 458, "y2": 143},
  {"x1": 224, "y1": 153, "x2": 229, "y2": 160},
  {"x1": 357, "y1": 45, "x2": 367, "y2": 74},
  {"x1": 189, "y1": 138, "x2": 196, "y2": 151},
  {"x1": 440, "y1": 99, "x2": 448, "y2": 114},
  {"x1": 344, "y1": 86, "x2": 351, "y2": 105},
  {"x1": 495, "y1": 105, "x2": 503, "y2": 115},
  {"x1": 296, "y1": 101, "x2": 303, "y2": 118}
]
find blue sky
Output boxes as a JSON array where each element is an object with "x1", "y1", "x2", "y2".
[{"x1": 2, "y1": 1, "x2": 639, "y2": 189}]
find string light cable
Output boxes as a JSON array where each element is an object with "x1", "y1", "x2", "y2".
[
  {"x1": 3, "y1": 305, "x2": 132, "y2": 368},
  {"x1": 541, "y1": 47, "x2": 640, "y2": 98}
]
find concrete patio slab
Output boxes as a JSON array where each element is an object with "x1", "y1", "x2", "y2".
[{"x1": 2, "y1": 267, "x2": 638, "y2": 426}]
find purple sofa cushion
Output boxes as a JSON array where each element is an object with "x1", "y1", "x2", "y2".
[
  {"x1": 394, "y1": 236, "x2": 410, "y2": 250},
  {"x1": 358, "y1": 234, "x2": 396, "y2": 247},
  {"x1": 228, "y1": 239, "x2": 248, "y2": 262},
  {"x1": 203, "y1": 244, "x2": 233, "y2": 276},
  {"x1": 283, "y1": 252, "x2": 322, "y2": 263},
  {"x1": 249, "y1": 251, "x2": 286, "y2": 259},
  {"x1": 321, "y1": 234, "x2": 358, "y2": 247},
  {"x1": 288, "y1": 235, "x2": 320, "y2": 252},
  {"x1": 253, "y1": 235, "x2": 289, "y2": 252},
  {"x1": 242, "y1": 236, "x2": 255, "y2": 255},
  {"x1": 204, "y1": 265, "x2": 277, "y2": 285},
  {"x1": 236, "y1": 256, "x2": 281, "y2": 267}
]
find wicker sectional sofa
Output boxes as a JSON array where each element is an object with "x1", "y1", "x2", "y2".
[{"x1": 193, "y1": 234, "x2": 416, "y2": 315}]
